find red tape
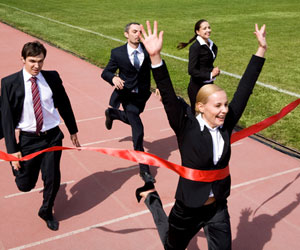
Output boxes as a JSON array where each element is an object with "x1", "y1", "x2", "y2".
[
  {"x1": 231, "y1": 98, "x2": 300, "y2": 143},
  {"x1": 0, "y1": 98, "x2": 299, "y2": 182}
]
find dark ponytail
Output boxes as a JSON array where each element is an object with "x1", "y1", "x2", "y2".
[{"x1": 177, "y1": 19, "x2": 208, "y2": 50}]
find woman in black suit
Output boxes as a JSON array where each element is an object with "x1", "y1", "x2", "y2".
[
  {"x1": 178, "y1": 19, "x2": 220, "y2": 114},
  {"x1": 137, "y1": 21, "x2": 267, "y2": 250}
]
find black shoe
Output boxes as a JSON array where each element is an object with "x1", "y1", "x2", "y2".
[
  {"x1": 140, "y1": 172, "x2": 156, "y2": 183},
  {"x1": 38, "y1": 212, "x2": 59, "y2": 231},
  {"x1": 135, "y1": 182, "x2": 155, "y2": 203},
  {"x1": 105, "y1": 108, "x2": 113, "y2": 130}
]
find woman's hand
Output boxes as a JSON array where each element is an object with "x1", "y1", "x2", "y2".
[
  {"x1": 254, "y1": 23, "x2": 267, "y2": 57},
  {"x1": 139, "y1": 21, "x2": 164, "y2": 65}
]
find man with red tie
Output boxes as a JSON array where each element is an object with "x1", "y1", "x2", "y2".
[{"x1": 1, "y1": 41, "x2": 80, "y2": 231}]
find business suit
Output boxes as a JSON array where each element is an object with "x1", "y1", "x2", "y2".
[
  {"x1": 188, "y1": 40, "x2": 218, "y2": 114},
  {"x1": 1, "y1": 69, "x2": 78, "y2": 220},
  {"x1": 146, "y1": 55, "x2": 265, "y2": 249},
  {"x1": 101, "y1": 43, "x2": 152, "y2": 176}
]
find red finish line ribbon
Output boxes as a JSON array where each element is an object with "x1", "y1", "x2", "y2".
[
  {"x1": 0, "y1": 146, "x2": 229, "y2": 182},
  {"x1": 0, "y1": 98, "x2": 299, "y2": 182},
  {"x1": 231, "y1": 98, "x2": 300, "y2": 144}
]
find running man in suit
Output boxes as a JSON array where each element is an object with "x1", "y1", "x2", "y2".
[
  {"x1": 1, "y1": 41, "x2": 80, "y2": 231},
  {"x1": 101, "y1": 22, "x2": 155, "y2": 183}
]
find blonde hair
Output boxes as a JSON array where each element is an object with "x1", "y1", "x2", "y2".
[{"x1": 195, "y1": 84, "x2": 225, "y2": 114}]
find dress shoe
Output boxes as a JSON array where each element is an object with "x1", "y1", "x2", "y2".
[
  {"x1": 105, "y1": 108, "x2": 113, "y2": 130},
  {"x1": 135, "y1": 182, "x2": 155, "y2": 203},
  {"x1": 38, "y1": 213, "x2": 59, "y2": 231},
  {"x1": 140, "y1": 171, "x2": 156, "y2": 183}
]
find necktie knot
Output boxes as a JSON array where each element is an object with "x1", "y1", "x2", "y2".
[{"x1": 30, "y1": 76, "x2": 37, "y2": 83}]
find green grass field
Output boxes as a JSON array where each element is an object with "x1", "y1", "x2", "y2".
[{"x1": 0, "y1": 0, "x2": 299, "y2": 151}]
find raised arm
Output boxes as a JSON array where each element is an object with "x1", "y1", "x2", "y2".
[
  {"x1": 226, "y1": 24, "x2": 267, "y2": 130},
  {"x1": 140, "y1": 21, "x2": 188, "y2": 134}
]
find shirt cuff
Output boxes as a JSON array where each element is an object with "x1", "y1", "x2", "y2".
[{"x1": 151, "y1": 60, "x2": 163, "y2": 68}]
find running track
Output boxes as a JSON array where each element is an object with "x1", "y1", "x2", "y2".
[{"x1": 0, "y1": 22, "x2": 299, "y2": 250}]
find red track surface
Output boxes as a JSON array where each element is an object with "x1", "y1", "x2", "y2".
[{"x1": 0, "y1": 22, "x2": 299, "y2": 250}]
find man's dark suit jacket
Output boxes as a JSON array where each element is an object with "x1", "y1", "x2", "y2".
[
  {"x1": 1, "y1": 70, "x2": 78, "y2": 154},
  {"x1": 188, "y1": 40, "x2": 218, "y2": 85},
  {"x1": 152, "y1": 55, "x2": 265, "y2": 208},
  {"x1": 101, "y1": 43, "x2": 151, "y2": 111}
]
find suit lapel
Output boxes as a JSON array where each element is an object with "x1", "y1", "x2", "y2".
[
  {"x1": 219, "y1": 128, "x2": 230, "y2": 161},
  {"x1": 16, "y1": 70, "x2": 25, "y2": 99},
  {"x1": 202, "y1": 126, "x2": 214, "y2": 161},
  {"x1": 41, "y1": 71, "x2": 55, "y2": 93},
  {"x1": 121, "y1": 44, "x2": 135, "y2": 70}
]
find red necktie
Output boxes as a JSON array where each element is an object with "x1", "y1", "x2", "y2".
[{"x1": 30, "y1": 77, "x2": 43, "y2": 134}]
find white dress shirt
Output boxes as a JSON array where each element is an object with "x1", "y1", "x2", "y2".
[
  {"x1": 127, "y1": 43, "x2": 145, "y2": 67},
  {"x1": 197, "y1": 114, "x2": 224, "y2": 197},
  {"x1": 127, "y1": 43, "x2": 144, "y2": 93},
  {"x1": 17, "y1": 68, "x2": 60, "y2": 132}
]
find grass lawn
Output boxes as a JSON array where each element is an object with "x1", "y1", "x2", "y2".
[{"x1": 0, "y1": 0, "x2": 299, "y2": 151}]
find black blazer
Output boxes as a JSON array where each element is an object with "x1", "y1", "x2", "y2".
[
  {"x1": 1, "y1": 70, "x2": 78, "y2": 154},
  {"x1": 152, "y1": 55, "x2": 265, "y2": 208},
  {"x1": 101, "y1": 43, "x2": 151, "y2": 110},
  {"x1": 188, "y1": 40, "x2": 218, "y2": 86}
]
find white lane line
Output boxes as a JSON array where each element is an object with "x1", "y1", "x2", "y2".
[
  {"x1": 231, "y1": 142, "x2": 243, "y2": 147},
  {"x1": 231, "y1": 167, "x2": 300, "y2": 189},
  {"x1": 74, "y1": 116, "x2": 104, "y2": 123},
  {"x1": 4, "y1": 181, "x2": 75, "y2": 199},
  {"x1": 8, "y1": 166, "x2": 300, "y2": 249},
  {"x1": 160, "y1": 128, "x2": 172, "y2": 132},
  {"x1": 81, "y1": 137, "x2": 133, "y2": 146},
  {"x1": 112, "y1": 165, "x2": 139, "y2": 173},
  {"x1": 144, "y1": 106, "x2": 164, "y2": 111},
  {"x1": 1, "y1": 3, "x2": 299, "y2": 98},
  {"x1": 65, "y1": 106, "x2": 163, "y2": 124},
  {"x1": 7, "y1": 208, "x2": 157, "y2": 250}
]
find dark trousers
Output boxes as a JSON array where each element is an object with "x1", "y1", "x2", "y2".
[
  {"x1": 145, "y1": 192, "x2": 232, "y2": 250},
  {"x1": 109, "y1": 103, "x2": 150, "y2": 173},
  {"x1": 12, "y1": 127, "x2": 64, "y2": 219},
  {"x1": 188, "y1": 81, "x2": 213, "y2": 115}
]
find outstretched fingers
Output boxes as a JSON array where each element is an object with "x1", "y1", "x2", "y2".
[
  {"x1": 254, "y1": 23, "x2": 267, "y2": 49},
  {"x1": 146, "y1": 20, "x2": 153, "y2": 36},
  {"x1": 139, "y1": 24, "x2": 147, "y2": 42}
]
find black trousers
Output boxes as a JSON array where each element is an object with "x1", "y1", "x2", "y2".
[
  {"x1": 145, "y1": 192, "x2": 232, "y2": 250},
  {"x1": 188, "y1": 81, "x2": 213, "y2": 115},
  {"x1": 109, "y1": 102, "x2": 150, "y2": 173},
  {"x1": 12, "y1": 127, "x2": 64, "y2": 219}
]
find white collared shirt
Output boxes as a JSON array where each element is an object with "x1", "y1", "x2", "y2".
[
  {"x1": 17, "y1": 68, "x2": 60, "y2": 132},
  {"x1": 127, "y1": 43, "x2": 144, "y2": 67},
  {"x1": 196, "y1": 36, "x2": 216, "y2": 59},
  {"x1": 197, "y1": 114, "x2": 224, "y2": 197},
  {"x1": 196, "y1": 114, "x2": 224, "y2": 165},
  {"x1": 127, "y1": 43, "x2": 144, "y2": 93}
]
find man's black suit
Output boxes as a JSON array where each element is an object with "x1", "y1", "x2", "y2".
[
  {"x1": 188, "y1": 40, "x2": 218, "y2": 114},
  {"x1": 101, "y1": 43, "x2": 152, "y2": 175},
  {"x1": 1, "y1": 70, "x2": 78, "y2": 219}
]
